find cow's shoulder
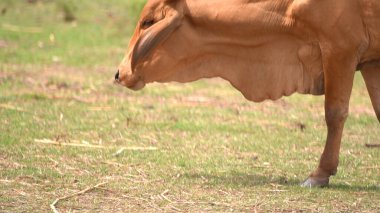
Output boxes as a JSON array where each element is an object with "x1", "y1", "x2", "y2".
[{"x1": 290, "y1": 0, "x2": 368, "y2": 56}]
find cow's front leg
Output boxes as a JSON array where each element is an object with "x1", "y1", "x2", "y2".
[{"x1": 301, "y1": 51, "x2": 357, "y2": 187}]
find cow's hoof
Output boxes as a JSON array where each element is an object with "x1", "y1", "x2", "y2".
[{"x1": 301, "y1": 176, "x2": 329, "y2": 188}]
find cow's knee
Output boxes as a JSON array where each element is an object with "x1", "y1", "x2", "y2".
[{"x1": 325, "y1": 107, "x2": 349, "y2": 127}]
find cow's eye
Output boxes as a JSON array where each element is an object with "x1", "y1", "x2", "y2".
[{"x1": 141, "y1": 19, "x2": 155, "y2": 29}]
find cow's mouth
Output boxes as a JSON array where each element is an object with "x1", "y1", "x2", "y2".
[
  {"x1": 115, "y1": 77, "x2": 145, "y2": 91},
  {"x1": 126, "y1": 80, "x2": 145, "y2": 91}
]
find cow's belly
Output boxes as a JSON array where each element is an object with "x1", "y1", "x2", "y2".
[{"x1": 361, "y1": 0, "x2": 380, "y2": 62}]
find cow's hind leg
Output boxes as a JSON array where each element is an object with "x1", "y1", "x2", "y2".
[
  {"x1": 361, "y1": 62, "x2": 380, "y2": 122},
  {"x1": 301, "y1": 50, "x2": 357, "y2": 187}
]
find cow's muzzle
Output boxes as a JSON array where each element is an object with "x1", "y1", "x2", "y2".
[{"x1": 114, "y1": 69, "x2": 145, "y2": 91}]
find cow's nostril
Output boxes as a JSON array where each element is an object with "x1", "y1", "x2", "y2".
[{"x1": 115, "y1": 70, "x2": 120, "y2": 81}]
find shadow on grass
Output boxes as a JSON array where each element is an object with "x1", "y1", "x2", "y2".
[
  {"x1": 182, "y1": 171, "x2": 301, "y2": 187},
  {"x1": 327, "y1": 183, "x2": 380, "y2": 192},
  {"x1": 182, "y1": 171, "x2": 380, "y2": 192}
]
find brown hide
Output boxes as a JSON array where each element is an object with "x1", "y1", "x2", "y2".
[
  {"x1": 117, "y1": 0, "x2": 379, "y2": 102},
  {"x1": 116, "y1": 0, "x2": 380, "y2": 187}
]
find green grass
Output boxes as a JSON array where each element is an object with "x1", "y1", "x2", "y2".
[
  {"x1": 0, "y1": 0, "x2": 145, "y2": 67},
  {"x1": 0, "y1": 1, "x2": 379, "y2": 212}
]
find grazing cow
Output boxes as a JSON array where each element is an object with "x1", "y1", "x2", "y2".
[{"x1": 115, "y1": 0, "x2": 380, "y2": 187}]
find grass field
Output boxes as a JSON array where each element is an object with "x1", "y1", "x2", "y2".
[{"x1": 0, "y1": 1, "x2": 379, "y2": 212}]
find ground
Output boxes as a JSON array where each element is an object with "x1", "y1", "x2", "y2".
[{"x1": 0, "y1": 0, "x2": 379, "y2": 212}]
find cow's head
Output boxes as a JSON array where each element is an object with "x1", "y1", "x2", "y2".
[{"x1": 116, "y1": 0, "x2": 197, "y2": 90}]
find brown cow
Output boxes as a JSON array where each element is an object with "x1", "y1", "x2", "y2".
[{"x1": 115, "y1": 0, "x2": 380, "y2": 187}]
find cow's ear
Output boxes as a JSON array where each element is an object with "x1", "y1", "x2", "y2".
[{"x1": 131, "y1": 13, "x2": 181, "y2": 71}]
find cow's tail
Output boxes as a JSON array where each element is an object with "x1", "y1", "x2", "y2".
[{"x1": 360, "y1": 65, "x2": 380, "y2": 122}]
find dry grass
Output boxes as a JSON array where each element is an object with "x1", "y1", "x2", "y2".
[
  {"x1": 0, "y1": 0, "x2": 379, "y2": 211},
  {"x1": 1, "y1": 65, "x2": 379, "y2": 212}
]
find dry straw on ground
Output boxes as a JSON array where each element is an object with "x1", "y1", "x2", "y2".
[
  {"x1": 50, "y1": 182, "x2": 108, "y2": 213},
  {"x1": 34, "y1": 138, "x2": 158, "y2": 151}
]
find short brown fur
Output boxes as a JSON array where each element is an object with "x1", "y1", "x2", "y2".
[{"x1": 116, "y1": 0, "x2": 380, "y2": 187}]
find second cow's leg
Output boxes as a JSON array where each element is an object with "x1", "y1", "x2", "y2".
[
  {"x1": 361, "y1": 63, "x2": 380, "y2": 122},
  {"x1": 302, "y1": 51, "x2": 357, "y2": 187}
]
